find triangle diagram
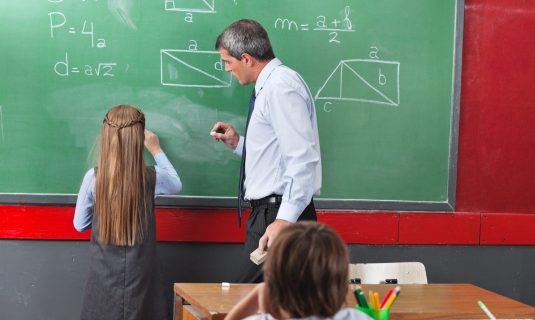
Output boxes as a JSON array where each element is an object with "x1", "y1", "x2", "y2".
[
  {"x1": 316, "y1": 59, "x2": 399, "y2": 106},
  {"x1": 341, "y1": 62, "x2": 396, "y2": 105},
  {"x1": 314, "y1": 62, "x2": 344, "y2": 99},
  {"x1": 161, "y1": 50, "x2": 231, "y2": 88},
  {"x1": 165, "y1": 0, "x2": 215, "y2": 13}
]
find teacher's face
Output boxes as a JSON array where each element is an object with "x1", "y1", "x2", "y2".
[{"x1": 219, "y1": 48, "x2": 253, "y2": 85}]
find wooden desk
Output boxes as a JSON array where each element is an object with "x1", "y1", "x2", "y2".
[{"x1": 174, "y1": 283, "x2": 535, "y2": 320}]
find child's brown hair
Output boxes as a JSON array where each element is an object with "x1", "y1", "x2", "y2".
[{"x1": 264, "y1": 221, "x2": 349, "y2": 318}]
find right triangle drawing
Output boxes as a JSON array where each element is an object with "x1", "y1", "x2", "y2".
[
  {"x1": 160, "y1": 49, "x2": 232, "y2": 88},
  {"x1": 315, "y1": 59, "x2": 400, "y2": 106}
]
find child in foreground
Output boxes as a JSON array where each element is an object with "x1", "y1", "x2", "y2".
[
  {"x1": 74, "y1": 104, "x2": 181, "y2": 320},
  {"x1": 225, "y1": 221, "x2": 372, "y2": 320}
]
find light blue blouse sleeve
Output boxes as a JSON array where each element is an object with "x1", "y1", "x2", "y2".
[
  {"x1": 154, "y1": 152, "x2": 182, "y2": 195},
  {"x1": 73, "y1": 169, "x2": 95, "y2": 232},
  {"x1": 73, "y1": 153, "x2": 181, "y2": 233}
]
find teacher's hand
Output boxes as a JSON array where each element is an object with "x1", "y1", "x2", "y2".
[
  {"x1": 210, "y1": 122, "x2": 240, "y2": 149},
  {"x1": 258, "y1": 219, "x2": 291, "y2": 253}
]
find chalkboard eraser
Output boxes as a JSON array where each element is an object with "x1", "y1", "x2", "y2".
[{"x1": 250, "y1": 248, "x2": 267, "y2": 265}]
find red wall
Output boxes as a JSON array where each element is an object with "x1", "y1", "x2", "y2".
[
  {"x1": 457, "y1": 0, "x2": 535, "y2": 213},
  {"x1": 1, "y1": 0, "x2": 535, "y2": 245}
]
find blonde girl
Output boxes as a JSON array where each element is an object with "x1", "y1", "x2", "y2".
[{"x1": 74, "y1": 105, "x2": 181, "y2": 320}]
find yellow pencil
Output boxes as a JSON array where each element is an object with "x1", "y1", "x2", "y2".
[
  {"x1": 383, "y1": 292, "x2": 398, "y2": 309},
  {"x1": 369, "y1": 291, "x2": 376, "y2": 309}
]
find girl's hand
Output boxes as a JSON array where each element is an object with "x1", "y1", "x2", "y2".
[{"x1": 144, "y1": 129, "x2": 163, "y2": 156}]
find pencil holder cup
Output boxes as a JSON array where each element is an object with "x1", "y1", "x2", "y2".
[{"x1": 356, "y1": 306, "x2": 390, "y2": 320}]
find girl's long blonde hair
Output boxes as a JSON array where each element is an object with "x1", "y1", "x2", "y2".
[{"x1": 95, "y1": 105, "x2": 150, "y2": 246}]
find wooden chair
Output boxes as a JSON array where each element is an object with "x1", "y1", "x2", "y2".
[{"x1": 349, "y1": 262, "x2": 428, "y2": 284}]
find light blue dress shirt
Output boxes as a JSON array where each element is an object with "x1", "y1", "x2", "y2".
[
  {"x1": 233, "y1": 58, "x2": 322, "y2": 223},
  {"x1": 73, "y1": 152, "x2": 182, "y2": 232}
]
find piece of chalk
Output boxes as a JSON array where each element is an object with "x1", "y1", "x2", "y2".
[{"x1": 210, "y1": 131, "x2": 216, "y2": 136}]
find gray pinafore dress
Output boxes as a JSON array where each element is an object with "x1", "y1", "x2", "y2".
[{"x1": 81, "y1": 167, "x2": 170, "y2": 320}]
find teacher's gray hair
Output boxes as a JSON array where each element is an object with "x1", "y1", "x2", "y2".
[{"x1": 215, "y1": 19, "x2": 275, "y2": 61}]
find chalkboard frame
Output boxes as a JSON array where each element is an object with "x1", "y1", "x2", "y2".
[{"x1": 0, "y1": 0, "x2": 463, "y2": 212}]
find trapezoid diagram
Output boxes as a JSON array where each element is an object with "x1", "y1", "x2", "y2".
[
  {"x1": 164, "y1": 0, "x2": 215, "y2": 13},
  {"x1": 315, "y1": 59, "x2": 400, "y2": 106},
  {"x1": 161, "y1": 49, "x2": 232, "y2": 88}
]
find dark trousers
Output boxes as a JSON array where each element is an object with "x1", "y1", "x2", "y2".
[{"x1": 235, "y1": 200, "x2": 317, "y2": 283}]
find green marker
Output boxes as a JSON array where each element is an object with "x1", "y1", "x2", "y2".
[{"x1": 478, "y1": 300, "x2": 496, "y2": 320}]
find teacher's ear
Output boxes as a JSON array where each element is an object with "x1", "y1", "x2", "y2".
[{"x1": 241, "y1": 52, "x2": 255, "y2": 66}]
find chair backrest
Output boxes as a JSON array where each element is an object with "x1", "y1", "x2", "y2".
[{"x1": 349, "y1": 262, "x2": 428, "y2": 284}]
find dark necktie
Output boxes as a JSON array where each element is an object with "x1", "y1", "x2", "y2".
[{"x1": 237, "y1": 89, "x2": 256, "y2": 227}]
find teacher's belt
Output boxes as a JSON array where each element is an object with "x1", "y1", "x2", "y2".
[{"x1": 249, "y1": 194, "x2": 283, "y2": 207}]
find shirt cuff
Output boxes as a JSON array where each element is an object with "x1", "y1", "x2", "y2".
[
  {"x1": 276, "y1": 201, "x2": 304, "y2": 223},
  {"x1": 233, "y1": 136, "x2": 244, "y2": 157}
]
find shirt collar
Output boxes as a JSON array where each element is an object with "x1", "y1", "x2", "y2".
[{"x1": 254, "y1": 58, "x2": 283, "y2": 96}]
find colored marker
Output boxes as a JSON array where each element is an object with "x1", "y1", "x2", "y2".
[
  {"x1": 478, "y1": 300, "x2": 496, "y2": 320},
  {"x1": 369, "y1": 291, "x2": 375, "y2": 309},
  {"x1": 353, "y1": 288, "x2": 361, "y2": 307},
  {"x1": 358, "y1": 291, "x2": 369, "y2": 308},
  {"x1": 373, "y1": 292, "x2": 380, "y2": 310},
  {"x1": 384, "y1": 287, "x2": 400, "y2": 309},
  {"x1": 383, "y1": 292, "x2": 397, "y2": 309}
]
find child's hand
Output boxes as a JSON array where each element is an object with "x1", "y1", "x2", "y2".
[{"x1": 144, "y1": 129, "x2": 163, "y2": 156}]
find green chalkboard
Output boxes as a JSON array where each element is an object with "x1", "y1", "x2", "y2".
[{"x1": 0, "y1": 0, "x2": 463, "y2": 210}]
